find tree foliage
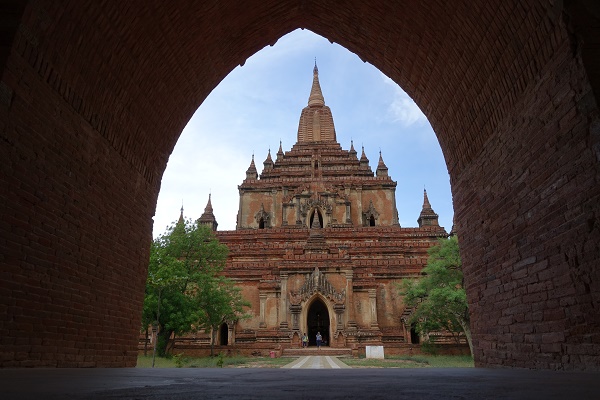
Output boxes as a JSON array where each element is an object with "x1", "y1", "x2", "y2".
[
  {"x1": 197, "y1": 275, "x2": 249, "y2": 356},
  {"x1": 142, "y1": 218, "x2": 249, "y2": 356},
  {"x1": 400, "y1": 235, "x2": 473, "y2": 355}
]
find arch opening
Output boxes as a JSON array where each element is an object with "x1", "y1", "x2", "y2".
[
  {"x1": 309, "y1": 209, "x2": 324, "y2": 229},
  {"x1": 219, "y1": 323, "x2": 228, "y2": 346},
  {"x1": 410, "y1": 323, "x2": 420, "y2": 345},
  {"x1": 3, "y1": 1, "x2": 597, "y2": 372},
  {"x1": 153, "y1": 29, "x2": 454, "y2": 237},
  {"x1": 306, "y1": 298, "x2": 330, "y2": 346}
]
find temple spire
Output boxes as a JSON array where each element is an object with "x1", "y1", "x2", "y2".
[
  {"x1": 246, "y1": 154, "x2": 258, "y2": 180},
  {"x1": 198, "y1": 193, "x2": 218, "y2": 231},
  {"x1": 359, "y1": 145, "x2": 369, "y2": 166},
  {"x1": 263, "y1": 148, "x2": 273, "y2": 171},
  {"x1": 173, "y1": 201, "x2": 186, "y2": 236},
  {"x1": 349, "y1": 139, "x2": 357, "y2": 159},
  {"x1": 277, "y1": 140, "x2": 284, "y2": 161},
  {"x1": 178, "y1": 202, "x2": 184, "y2": 224},
  {"x1": 205, "y1": 193, "x2": 213, "y2": 213},
  {"x1": 423, "y1": 188, "x2": 431, "y2": 209},
  {"x1": 297, "y1": 63, "x2": 336, "y2": 143},
  {"x1": 376, "y1": 150, "x2": 388, "y2": 177},
  {"x1": 308, "y1": 60, "x2": 325, "y2": 107},
  {"x1": 417, "y1": 189, "x2": 439, "y2": 227}
]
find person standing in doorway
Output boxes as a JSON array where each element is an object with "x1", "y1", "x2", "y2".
[
  {"x1": 302, "y1": 333, "x2": 309, "y2": 348},
  {"x1": 316, "y1": 332, "x2": 322, "y2": 349}
]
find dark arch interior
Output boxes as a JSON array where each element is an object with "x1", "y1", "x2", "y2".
[
  {"x1": 259, "y1": 218, "x2": 265, "y2": 229},
  {"x1": 369, "y1": 215, "x2": 376, "y2": 227},
  {"x1": 219, "y1": 323, "x2": 228, "y2": 346},
  {"x1": 1, "y1": 1, "x2": 599, "y2": 370},
  {"x1": 410, "y1": 323, "x2": 420, "y2": 345},
  {"x1": 309, "y1": 209, "x2": 324, "y2": 228},
  {"x1": 307, "y1": 299, "x2": 329, "y2": 346}
]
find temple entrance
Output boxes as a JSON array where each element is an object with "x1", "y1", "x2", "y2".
[
  {"x1": 410, "y1": 323, "x2": 420, "y2": 344},
  {"x1": 219, "y1": 323, "x2": 228, "y2": 346},
  {"x1": 306, "y1": 298, "x2": 330, "y2": 346}
]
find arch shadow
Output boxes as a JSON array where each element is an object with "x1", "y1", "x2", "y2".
[{"x1": 1, "y1": 1, "x2": 599, "y2": 370}]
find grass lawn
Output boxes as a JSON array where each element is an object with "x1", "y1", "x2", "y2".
[
  {"x1": 342, "y1": 355, "x2": 474, "y2": 368},
  {"x1": 136, "y1": 354, "x2": 292, "y2": 368},
  {"x1": 137, "y1": 354, "x2": 473, "y2": 368}
]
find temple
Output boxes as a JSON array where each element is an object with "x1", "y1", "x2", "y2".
[{"x1": 184, "y1": 65, "x2": 452, "y2": 355}]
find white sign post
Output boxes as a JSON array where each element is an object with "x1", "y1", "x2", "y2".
[{"x1": 366, "y1": 345, "x2": 385, "y2": 359}]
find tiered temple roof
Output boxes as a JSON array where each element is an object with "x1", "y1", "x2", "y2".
[{"x1": 244, "y1": 64, "x2": 394, "y2": 191}]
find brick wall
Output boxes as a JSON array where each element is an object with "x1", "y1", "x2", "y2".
[
  {"x1": 0, "y1": 0, "x2": 598, "y2": 369},
  {"x1": 0, "y1": 1, "x2": 160, "y2": 367},
  {"x1": 454, "y1": 22, "x2": 600, "y2": 369},
  {"x1": 0, "y1": 42, "x2": 153, "y2": 366}
]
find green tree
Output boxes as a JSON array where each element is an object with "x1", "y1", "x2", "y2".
[
  {"x1": 400, "y1": 235, "x2": 473, "y2": 355},
  {"x1": 142, "y1": 218, "x2": 248, "y2": 357},
  {"x1": 197, "y1": 275, "x2": 250, "y2": 356}
]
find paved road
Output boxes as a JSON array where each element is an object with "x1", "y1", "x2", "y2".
[
  {"x1": 2, "y1": 367, "x2": 599, "y2": 399},
  {"x1": 282, "y1": 355, "x2": 351, "y2": 369}
]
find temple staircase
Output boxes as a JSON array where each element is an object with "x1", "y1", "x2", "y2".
[{"x1": 282, "y1": 347, "x2": 352, "y2": 358}]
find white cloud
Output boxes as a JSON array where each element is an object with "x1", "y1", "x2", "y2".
[
  {"x1": 381, "y1": 74, "x2": 426, "y2": 127},
  {"x1": 153, "y1": 124, "x2": 251, "y2": 235}
]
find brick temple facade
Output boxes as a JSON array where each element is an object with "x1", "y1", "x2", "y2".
[{"x1": 187, "y1": 65, "x2": 450, "y2": 355}]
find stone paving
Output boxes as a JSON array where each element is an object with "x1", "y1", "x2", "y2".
[
  {"x1": 2, "y1": 367, "x2": 599, "y2": 399},
  {"x1": 282, "y1": 355, "x2": 351, "y2": 369}
]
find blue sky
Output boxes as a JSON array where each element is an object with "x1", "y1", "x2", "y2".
[{"x1": 153, "y1": 29, "x2": 453, "y2": 237}]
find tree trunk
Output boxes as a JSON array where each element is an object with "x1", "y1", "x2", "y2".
[
  {"x1": 458, "y1": 319, "x2": 473, "y2": 356},
  {"x1": 144, "y1": 326, "x2": 149, "y2": 356},
  {"x1": 157, "y1": 328, "x2": 173, "y2": 357},
  {"x1": 167, "y1": 333, "x2": 176, "y2": 355},
  {"x1": 210, "y1": 326, "x2": 217, "y2": 357}
]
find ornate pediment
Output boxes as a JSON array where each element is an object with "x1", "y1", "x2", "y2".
[
  {"x1": 300, "y1": 198, "x2": 333, "y2": 216},
  {"x1": 290, "y1": 267, "x2": 345, "y2": 306},
  {"x1": 254, "y1": 203, "x2": 271, "y2": 228},
  {"x1": 323, "y1": 184, "x2": 349, "y2": 202},
  {"x1": 362, "y1": 200, "x2": 380, "y2": 226},
  {"x1": 282, "y1": 184, "x2": 311, "y2": 204}
]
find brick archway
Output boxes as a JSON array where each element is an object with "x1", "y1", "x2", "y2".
[
  {"x1": 301, "y1": 294, "x2": 334, "y2": 347},
  {"x1": 0, "y1": 1, "x2": 598, "y2": 369}
]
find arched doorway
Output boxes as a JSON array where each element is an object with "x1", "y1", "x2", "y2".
[
  {"x1": 219, "y1": 323, "x2": 228, "y2": 346},
  {"x1": 410, "y1": 323, "x2": 420, "y2": 345},
  {"x1": 306, "y1": 298, "x2": 329, "y2": 346},
  {"x1": 309, "y1": 209, "x2": 324, "y2": 229}
]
